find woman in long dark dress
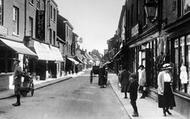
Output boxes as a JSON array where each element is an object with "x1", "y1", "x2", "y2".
[
  {"x1": 157, "y1": 63, "x2": 176, "y2": 116},
  {"x1": 98, "y1": 66, "x2": 106, "y2": 88}
]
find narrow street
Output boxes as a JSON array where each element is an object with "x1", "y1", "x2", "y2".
[{"x1": 0, "y1": 71, "x2": 130, "y2": 119}]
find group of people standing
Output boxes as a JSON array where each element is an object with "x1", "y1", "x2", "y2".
[{"x1": 118, "y1": 62, "x2": 176, "y2": 117}]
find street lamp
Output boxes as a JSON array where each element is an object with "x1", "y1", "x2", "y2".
[
  {"x1": 77, "y1": 37, "x2": 83, "y2": 44},
  {"x1": 144, "y1": 0, "x2": 159, "y2": 22}
]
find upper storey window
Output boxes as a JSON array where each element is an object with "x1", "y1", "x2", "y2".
[
  {"x1": 0, "y1": 0, "x2": 3, "y2": 25},
  {"x1": 13, "y1": 6, "x2": 19, "y2": 35}
]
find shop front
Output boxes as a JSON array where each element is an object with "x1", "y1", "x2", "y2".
[
  {"x1": 129, "y1": 32, "x2": 161, "y2": 90},
  {"x1": 0, "y1": 37, "x2": 36, "y2": 90},
  {"x1": 26, "y1": 40, "x2": 63, "y2": 80},
  {"x1": 164, "y1": 19, "x2": 190, "y2": 118},
  {"x1": 66, "y1": 57, "x2": 79, "y2": 74},
  {"x1": 74, "y1": 56, "x2": 83, "y2": 73}
]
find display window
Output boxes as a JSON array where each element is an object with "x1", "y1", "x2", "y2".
[{"x1": 172, "y1": 34, "x2": 190, "y2": 94}]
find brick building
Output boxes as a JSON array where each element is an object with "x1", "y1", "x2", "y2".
[
  {"x1": 24, "y1": 0, "x2": 63, "y2": 80},
  {"x1": 0, "y1": 0, "x2": 37, "y2": 90}
]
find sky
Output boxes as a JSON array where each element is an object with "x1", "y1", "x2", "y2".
[{"x1": 55, "y1": 0, "x2": 125, "y2": 54}]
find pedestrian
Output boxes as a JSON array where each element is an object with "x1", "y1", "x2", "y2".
[
  {"x1": 138, "y1": 65, "x2": 146, "y2": 98},
  {"x1": 12, "y1": 58, "x2": 23, "y2": 106},
  {"x1": 90, "y1": 70, "x2": 93, "y2": 84},
  {"x1": 118, "y1": 68, "x2": 122, "y2": 88},
  {"x1": 157, "y1": 63, "x2": 176, "y2": 116},
  {"x1": 104, "y1": 67, "x2": 108, "y2": 87},
  {"x1": 120, "y1": 66, "x2": 130, "y2": 98},
  {"x1": 98, "y1": 66, "x2": 107, "y2": 88},
  {"x1": 128, "y1": 73, "x2": 139, "y2": 117},
  {"x1": 180, "y1": 62, "x2": 188, "y2": 93}
]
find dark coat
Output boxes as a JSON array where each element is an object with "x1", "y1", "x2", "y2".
[
  {"x1": 120, "y1": 70, "x2": 130, "y2": 92},
  {"x1": 98, "y1": 67, "x2": 107, "y2": 85},
  {"x1": 128, "y1": 78, "x2": 139, "y2": 100},
  {"x1": 13, "y1": 65, "x2": 22, "y2": 85}
]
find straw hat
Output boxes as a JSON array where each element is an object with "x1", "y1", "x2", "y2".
[{"x1": 162, "y1": 63, "x2": 173, "y2": 70}]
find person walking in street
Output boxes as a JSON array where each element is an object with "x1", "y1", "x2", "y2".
[
  {"x1": 90, "y1": 70, "x2": 93, "y2": 84},
  {"x1": 12, "y1": 58, "x2": 23, "y2": 106},
  {"x1": 104, "y1": 67, "x2": 108, "y2": 87},
  {"x1": 98, "y1": 66, "x2": 107, "y2": 88},
  {"x1": 157, "y1": 63, "x2": 176, "y2": 116},
  {"x1": 138, "y1": 65, "x2": 146, "y2": 99},
  {"x1": 120, "y1": 66, "x2": 130, "y2": 98},
  {"x1": 117, "y1": 68, "x2": 122, "y2": 88},
  {"x1": 128, "y1": 73, "x2": 139, "y2": 117}
]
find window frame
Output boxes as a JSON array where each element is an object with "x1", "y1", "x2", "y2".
[
  {"x1": 50, "y1": 5, "x2": 52, "y2": 19},
  {"x1": 29, "y1": 17, "x2": 33, "y2": 37},
  {"x1": 49, "y1": 29, "x2": 52, "y2": 44},
  {"x1": 13, "y1": 6, "x2": 19, "y2": 35},
  {"x1": 0, "y1": 0, "x2": 3, "y2": 25},
  {"x1": 53, "y1": 8, "x2": 56, "y2": 22}
]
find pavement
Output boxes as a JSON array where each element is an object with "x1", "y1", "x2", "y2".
[
  {"x1": 0, "y1": 71, "x2": 85, "y2": 100},
  {"x1": 108, "y1": 73, "x2": 186, "y2": 119}
]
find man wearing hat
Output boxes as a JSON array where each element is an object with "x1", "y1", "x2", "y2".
[
  {"x1": 12, "y1": 58, "x2": 22, "y2": 106},
  {"x1": 128, "y1": 73, "x2": 139, "y2": 117}
]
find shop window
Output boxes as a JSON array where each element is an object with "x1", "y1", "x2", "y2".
[
  {"x1": 0, "y1": 45, "x2": 16, "y2": 73},
  {"x1": 178, "y1": 36, "x2": 186, "y2": 92},
  {"x1": 185, "y1": 35, "x2": 190, "y2": 94},
  {"x1": 180, "y1": 36, "x2": 185, "y2": 64},
  {"x1": 173, "y1": 35, "x2": 190, "y2": 94},
  {"x1": 174, "y1": 38, "x2": 180, "y2": 91}
]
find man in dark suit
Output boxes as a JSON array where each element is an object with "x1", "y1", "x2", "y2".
[
  {"x1": 120, "y1": 66, "x2": 130, "y2": 98},
  {"x1": 12, "y1": 58, "x2": 23, "y2": 106},
  {"x1": 128, "y1": 73, "x2": 139, "y2": 117}
]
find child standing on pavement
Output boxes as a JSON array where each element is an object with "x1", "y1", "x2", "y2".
[{"x1": 128, "y1": 73, "x2": 139, "y2": 117}]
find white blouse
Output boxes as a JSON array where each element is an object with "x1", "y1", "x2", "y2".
[{"x1": 164, "y1": 72, "x2": 171, "y2": 82}]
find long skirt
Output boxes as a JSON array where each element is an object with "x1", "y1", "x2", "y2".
[{"x1": 158, "y1": 82, "x2": 176, "y2": 108}]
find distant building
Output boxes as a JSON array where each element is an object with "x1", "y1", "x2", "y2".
[{"x1": 57, "y1": 14, "x2": 79, "y2": 74}]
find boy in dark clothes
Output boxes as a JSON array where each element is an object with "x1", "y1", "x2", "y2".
[{"x1": 128, "y1": 73, "x2": 139, "y2": 117}]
